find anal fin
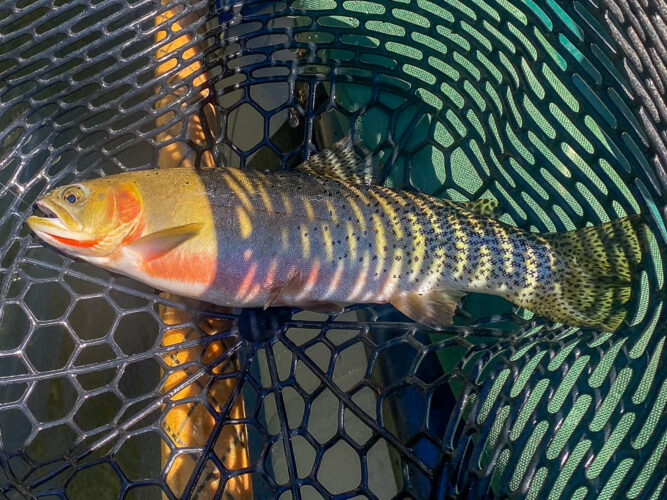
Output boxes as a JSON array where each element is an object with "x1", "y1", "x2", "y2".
[
  {"x1": 264, "y1": 270, "x2": 344, "y2": 315},
  {"x1": 264, "y1": 270, "x2": 302, "y2": 309},
  {"x1": 390, "y1": 290, "x2": 466, "y2": 330}
]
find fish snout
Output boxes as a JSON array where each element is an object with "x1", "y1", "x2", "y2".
[{"x1": 33, "y1": 199, "x2": 56, "y2": 217}]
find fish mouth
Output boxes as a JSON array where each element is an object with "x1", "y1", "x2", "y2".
[{"x1": 27, "y1": 199, "x2": 93, "y2": 245}]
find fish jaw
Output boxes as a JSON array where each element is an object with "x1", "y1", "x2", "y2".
[
  {"x1": 27, "y1": 196, "x2": 102, "y2": 250},
  {"x1": 37, "y1": 197, "x2": 84, "y2": 230},
  {"x1": 26, "y1": 213, "x2": 99, "y2": 249}
]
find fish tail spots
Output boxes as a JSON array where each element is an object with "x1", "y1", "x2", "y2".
[{"x1": 544, "y1": 215, "x2": 648, "y2": 331}]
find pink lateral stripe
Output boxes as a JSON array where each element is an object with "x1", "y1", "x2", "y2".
[{"x1": 141, "y1": 251, "x2": 217, "y2": 286}]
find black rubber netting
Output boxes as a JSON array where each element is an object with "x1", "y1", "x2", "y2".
[{"x1": 0, "y1": 0, "x2": 665, "y2": 498}]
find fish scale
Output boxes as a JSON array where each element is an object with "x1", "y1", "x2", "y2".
[{"x1": 27, "y1": 139, "x2": 647, "y2": 331}]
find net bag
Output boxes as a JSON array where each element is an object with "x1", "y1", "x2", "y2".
[{"x1": 0, "y1": 0, "x2": 665, "y2": 498}]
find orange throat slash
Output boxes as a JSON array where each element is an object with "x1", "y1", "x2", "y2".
[{"x1": 50, "y1": 234, "x2": 99, "y2": 248}]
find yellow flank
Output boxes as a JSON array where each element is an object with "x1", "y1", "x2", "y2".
[
  {"x1": 281, "y1": 192, "x2": 293, "y2": 216},
  {"x1": 236, "y1": 206, "x2": 252, "y2": 239},
  {"x1": 222, "y1": 170, "x2": 253, "y2": 212},
  {"x1": 303, "y1": 198, "x2": 315, "y2": 220},
  {"x1": 348, "y1": 197, "x2": 367, "y2": 230},
  {"x1": 255, "y1": 180, "x2": 274, "y2": 213},
  {"x1": 344, "y1": 187, "x2": 368, "y2": 230},
  {"x1": 125, "y1": 169, "x2": 219, "y2": 263},
  {"x1": 409, "y1": 194, "x2": 443, "y2": 236},
  {"x1": 345, "y1": 183, "x2": 371, "y2": 206},
  {"x1": 325, "y1": 200, "x2": 340, "y2": 223},
  {"x1": 228, "y1": 168, "x2": 256, "y2": 196},
  {"x1": 381, "y1": 247, "x2": 404, "y2": 297},
  {"x1": 322, "y1": 221, "x2": 334, "y2": 262},
  {"x1": 368, "y1": 190, "x2": 404, "y2": 239},
  {"x1": 499, "y1": 229, "x2": 514, "y2": 275},
  {"x1": 372, "y1": 213, "x2": 386, "y2": 274}
]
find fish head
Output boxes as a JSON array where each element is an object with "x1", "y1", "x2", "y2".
[{"x1": 27, "y1": 178, "x2": 143, "y2": 258}]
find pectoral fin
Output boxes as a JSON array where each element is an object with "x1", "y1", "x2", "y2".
[
  {"x1": 390, "y1": 290, "x2": 466, "y2": 330},
  {"x1": 126, "y1": 223, "x2": 203, "y2": 261}
]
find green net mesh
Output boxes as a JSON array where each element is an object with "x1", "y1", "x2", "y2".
[{"x1": 0, "y1": 0, "x2": 665, "y2": 498}]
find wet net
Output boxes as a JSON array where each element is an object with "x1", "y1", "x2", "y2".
[{"x1": 0, "y1": 0, "x2": 665, "y2": 498}]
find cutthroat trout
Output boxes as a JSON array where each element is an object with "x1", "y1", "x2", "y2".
[{"x1": 27, "y1": 139, "x2": 646, "y2": 331}]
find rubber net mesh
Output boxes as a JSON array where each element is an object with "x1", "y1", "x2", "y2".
[{"x1": 0, "y1": 0, "x2": 665, "y2": 498}]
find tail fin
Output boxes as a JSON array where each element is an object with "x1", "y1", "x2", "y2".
[{"x1": 544, "y1": 215, "x2": 647, "y2": 331}]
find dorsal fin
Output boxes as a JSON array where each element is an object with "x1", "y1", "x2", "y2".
[
  {"x1": 456, "y1": 199, "x2": 499, "y2": 217},
  {"x1": 296, "y1": 135, "x2": 378, "y2": 185}
]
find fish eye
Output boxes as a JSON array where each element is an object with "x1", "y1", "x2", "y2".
[{"x1": 62, "y1": 186, "x2": 83, "y2": 204}]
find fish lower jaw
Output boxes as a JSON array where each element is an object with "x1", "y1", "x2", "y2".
[{"x1": 27, "y1": 216, "x2": 91, "y2": 241}]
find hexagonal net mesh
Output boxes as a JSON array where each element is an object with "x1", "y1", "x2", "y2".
[{"x1": 0, "y1": 0, "x2": 665, "y2": 498}]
